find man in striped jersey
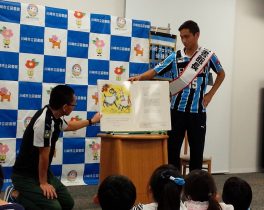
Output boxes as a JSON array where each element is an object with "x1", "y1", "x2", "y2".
[
  {"x1": 10, "y1": 85, "x2": 101, "y2": 210},
  {"x1": 129, "y1": 20, "x2": 225, "y2": 172}
]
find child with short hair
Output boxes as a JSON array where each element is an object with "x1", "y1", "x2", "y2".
[
  {"x1": 183, "y1": 170, "x2": 233, "y2": 210},
  {"x1": 97, "y1": 175, "x2": 136, "y2": 210},
  {"x1": 222, "y1": 177, "x2": 252, "y2": 210},
  {"x1": 133, "y1": 164, "x2": 186, "y2": 210}
]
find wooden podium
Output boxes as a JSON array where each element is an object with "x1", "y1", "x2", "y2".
[{"x1": 97, "y1": 133, "x2": 168, "y2": 203}]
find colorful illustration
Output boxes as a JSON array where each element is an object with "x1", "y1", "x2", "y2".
[
  {"x1": 0, "y1": 26, "x2": 13, "y2": 48},
  {"x1": 134, "y1": 44, "x2": 144, "y2": 56},
  {"x1": 92, "y1": 38, "x2": 105, "y2": 56},
  {"x1": 100, "y1": 84, "x2": 131, "y2": 114},
  {"x1": 114, "y1": 65, "x2": 126, "y2": 81},
  {"x1": 116, "y1": 17, "x2": 126, "y2": 28},
  {"x1": 92, "y1": 92, "x2": 99, "y2": 105},
  {"x1": 102, "y1": 87, "x2": 118, "y2": 108},
  {"x1": 119, "y1": 89, "x2": 131, "y2": 111},
  {"x1": 0, "y1": 143, "x2": 9, "y2": 163},
  {"x1": 89, "y1": 141, "x2": 100, "y2": 160},
  {"x1": 74, "y1": 11, "x2": 85, "y2": 28},
  {"x1": 25, "y1": 59, "x2": 39, "y2": 78},
  {"x1": 27, "y1": 4, "x2": 38, "y2": 18},
  {"x1": 0, "y1": 87, "x2": 11, "y2": 102},
  {"x1": 72, "y1": 64, "x2": 82, "y2": 77},
  {"x1": 49, "y1": 35, "x2": 61, "y2": 49},
  {"x1": 67, "y1": 170, "x2": 77, "y2": 181},
  {"x1": 24, "y1": 116, "x2": 32, "y2": 129}
]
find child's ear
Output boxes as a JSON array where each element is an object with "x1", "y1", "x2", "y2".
[
  {"x1": 215, "y1": 193, "x2": 221, "y2": 202},
  {"x1": 92, "y1": 194, "x2": 99, "y2": 204},
  {"x1": 148, "y1": 186, "x2": 154, "y2": 200}
]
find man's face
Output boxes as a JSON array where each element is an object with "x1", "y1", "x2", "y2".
[
  {"x1": 64, "y1": 95, "x2": 77, "y2": 116},
  {"x1": 180, "y1": 28, "x2": 199, "y2": 49}
]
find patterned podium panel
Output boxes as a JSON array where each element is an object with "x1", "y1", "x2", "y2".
[{"x1": 0, "y1": 0, "x2": 150, "y2": 189}]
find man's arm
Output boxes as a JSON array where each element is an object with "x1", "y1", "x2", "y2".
[
  {"x1": 39, "y1": 147, "x2": 57, "y2": 199},
  {"x1": 128, "y1": 69, "x2": 157, "y2": 81},
  {"x1": 203, "y1": 70, "x2": 225, "y2": 107},
  {"x1": 64, "y1": 112, "x2": 101, "y2": 131}
]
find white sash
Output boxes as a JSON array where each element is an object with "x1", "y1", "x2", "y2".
[{"x1": 169, "y1": 47, "x2": 213, "y2": 96}]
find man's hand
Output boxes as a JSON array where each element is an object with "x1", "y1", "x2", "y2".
[
  {"x1": 40, "y1": 183, "x2": 57, "y2": 199},
  {"x1": 203, "y1": 93, "x2": 213, "y2": 107},
  {"x1": 128, "y1": 75, "x2": 141, "y2": 82},
  {"x1": 91, "y1": 112, "x2": 102, "y2": 124}
]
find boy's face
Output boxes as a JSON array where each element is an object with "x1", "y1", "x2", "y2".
[{"x1": 180, "y1": 28, "x2": 199, "y2": 50}]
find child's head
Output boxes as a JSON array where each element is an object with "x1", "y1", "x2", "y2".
[
  {"x1": 149, "y1": 164, "x2": 184, "y2": 210},
  {"x1": 222, "y1": 177, "x2": 252, "y2": 210},
  {"x1": 97, "y1": 175, "x2": 136, "y2": 210},
  {"x1": 184, "y1": 170, "x2": 221, "y2": 210}
]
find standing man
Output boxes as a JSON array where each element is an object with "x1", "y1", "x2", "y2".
[
  {"x1": 9, "y1": 85, "x2": 101, "y2": 210},
  {"x1": 129, "y1": 20, "x2": 225, "y2": 172}
]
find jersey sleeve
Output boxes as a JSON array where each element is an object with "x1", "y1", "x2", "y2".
[
  {"x1": 33, "y1": 112, "x2": 52, "y2": 148},
  {"x1": 153, "y1": 52, "x2": 175, "y2": 74},
  {"x1": 210, "y1": 53, "x2": 223, "y2": 73}
]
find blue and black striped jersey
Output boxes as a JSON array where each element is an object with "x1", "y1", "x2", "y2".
[{"x1": 154, "y1": 47, "x2": 223, "y2": 113}]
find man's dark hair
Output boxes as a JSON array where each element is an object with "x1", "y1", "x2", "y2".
[
  {"x1": 49, "y1": 85, "x2": 75, "y2": 110},
  {"x1": 222, "y1": 177, "x2": 252, "y2": 210},
  {"x1": 98, "y1": 175, "x2": 136, "y2": 210},
  {"x1": 178, "y1": 20, "x2": 200, "y2": 35}
]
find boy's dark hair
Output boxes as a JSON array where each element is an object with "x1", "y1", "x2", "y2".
[
  {"x1": 49, "y1": 85, "x2": 75, "y2": 110},
  {"x1": 98, "y1": 175, "x2": 136, "y2": 210},
  {"x1": 149, "y1": 164, "x2": 183, "y2": 210},
  {"x1": 222, "y1": 177, "x2": 252, "y2": 210},
  {"x1": 0, "y1": 165, "x2": 3, "y2": 190},
  {"x1": 184, "y1": 170, "x2": 221, "y2": 210},
  {"x1": 178, "y1": 20, "x2": 200, "y2": 35}
]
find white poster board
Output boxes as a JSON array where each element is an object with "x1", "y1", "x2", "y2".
[{"x1": 98, "y1": 80, "x2": 171, "y2": 132}]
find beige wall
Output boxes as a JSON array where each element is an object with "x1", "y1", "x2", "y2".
[
  {"x1": 8, "y1": 0, "x2": 264, "y2": 172},
  {"x1": 230, "y1": 0, "x2": 264, "y2": 172},
  {"x1": 9, "y1": 0, "x2": 125, "y2": 17}
]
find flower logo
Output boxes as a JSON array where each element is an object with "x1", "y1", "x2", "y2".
[
  {"x1": 25, "y1": 59, "x2": 39, "y2": 78},
  {"x1": 74, "y1": 11, "x2": 85, "y2": 28},
  {"x1": 114, "y1": 66, "x2": 126, "y2": 81}
]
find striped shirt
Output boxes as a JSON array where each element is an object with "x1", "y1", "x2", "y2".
[
  {"x1": 13, "y1": 105, "x2": 68, "y2": 178},
  {"x1": 154, "y1": 47, "x2": 223, "y2": 113}
]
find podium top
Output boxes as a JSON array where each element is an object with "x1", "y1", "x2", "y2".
[{"x1": 97, "y1": 133, "x2": 168, "y2": 140}]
